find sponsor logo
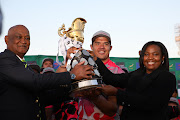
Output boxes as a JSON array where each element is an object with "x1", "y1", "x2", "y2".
[
  {"x1": 176, "y1": 63, "x2": 180, "y2": 70},
  {"x1": 115, "y1": 62, "x2": 125, "y2": 66},
  {"x1": 136, "y1": 62, "x2": 140, "y2": 69},
  {"x1": 169, "y1": 64, "x2": 174, "y2": 70},
  {"x1": 27, "y1": 61, "x2": 37, "y2": 65},
  {"x1": 128, "y1": 64, "x2": 134, "y2": 70},
  {"x1": 53, "y1": 61, "x2": 61, "y2": 69}
]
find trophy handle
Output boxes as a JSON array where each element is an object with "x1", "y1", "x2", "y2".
[{"x1": 58, "y1": 24, "x2": 67, "y2": 37}]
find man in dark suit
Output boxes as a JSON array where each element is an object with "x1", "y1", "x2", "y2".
[{"x1": 0, "y1": 25, "x2": 93, "y2": 120}]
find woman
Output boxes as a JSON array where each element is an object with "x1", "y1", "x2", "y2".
[{"x1": 96, "y1": 41, "x2": 176, "y2": 120}]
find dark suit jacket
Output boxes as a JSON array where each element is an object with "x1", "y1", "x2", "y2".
[
  {"x1": 0, "y1": 49, "x2": 71, "y2": 120},
  {"x1": 96, "y1": 58, "x2": 176, "y2": 120}
]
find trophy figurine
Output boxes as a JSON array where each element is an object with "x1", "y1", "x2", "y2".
[
  {"x1": 57, "y1": 18, "x2": 103, "y2": 97},
  {"x1": 58, "y1": 18, "x2": 86, "y2": 43}
]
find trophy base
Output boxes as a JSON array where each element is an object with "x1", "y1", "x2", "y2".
[{"x1": 70, "y1": 79, "x2": 103, "y2": 97}]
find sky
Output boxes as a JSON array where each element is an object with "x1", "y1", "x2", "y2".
[{"x1": 0, "y1": 0, "x2": 180, "y2": 58}]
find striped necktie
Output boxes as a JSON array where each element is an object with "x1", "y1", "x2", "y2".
[{"x1": 21, "y1": 60, "x2": 27, "y2": 68}]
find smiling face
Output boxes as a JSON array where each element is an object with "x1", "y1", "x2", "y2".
[
  {"x1": 143, "y1": 44, "x2": 164, "y2": 74},
  {"x1": 90, "y1": 37, "x2": 112, "y2": 63},
  {"x1": 5, "y1": 25, "x2": 30, "y2": 58}
]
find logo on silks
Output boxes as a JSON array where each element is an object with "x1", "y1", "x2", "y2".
[{"x1": 176, "y1": 63, "x2": 180, "y2": 70}]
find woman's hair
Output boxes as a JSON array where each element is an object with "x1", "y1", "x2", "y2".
[{"x1": 139, "y1": 41, "x2": 169, "y2": 71}]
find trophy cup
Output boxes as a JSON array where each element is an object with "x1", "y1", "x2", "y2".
[{"x1": 57, "y1": 18, "x2": 103, "y2": 97}]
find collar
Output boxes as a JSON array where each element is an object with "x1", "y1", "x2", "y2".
[
  {"x1": 4, "y1": 49, "x2": 25, "y2": 61},
  {"x1": 103, "y1": 58, "x2": 111, "y2": 64},
  {"x1": 16, "y1": 55, "x2": 25, "y2": 61},
  {"x1": 134, "y1": 67, "x2": 164, "y2": 92}
]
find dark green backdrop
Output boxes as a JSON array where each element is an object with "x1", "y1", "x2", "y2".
[{"x1": 25, "y1": 55, "x2": 180, "y2": 90}]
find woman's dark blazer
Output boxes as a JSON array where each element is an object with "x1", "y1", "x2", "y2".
[{"x1": 96, "y1": 58, "x2": 176, "y2": 120}]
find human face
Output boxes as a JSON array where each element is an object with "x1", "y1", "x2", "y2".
[
  {"x1": 143, "y1": 44, "x2": 164, "y2": 74},
  {"x1": 91, "y1": 37, "x2": 112, "y2": 63},
  {"x1": 42, "y1": 61, "x2": 53, "y2": 68},
  {"x1": 5, "y1": 25, "x2": 30, "y2": 58}
]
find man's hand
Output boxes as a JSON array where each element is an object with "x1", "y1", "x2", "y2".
[
  {"x1": 97, "y1": 85, "x2": 118, "y2": 96},
  {"x1": 56, "y1": 65, "x2": 67, "y2": 73},
  {"x1": 70, "y1": 61, "x2": 94, "y2": 80}
]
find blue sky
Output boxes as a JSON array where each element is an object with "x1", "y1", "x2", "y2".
[{"x1": 0, "y1": 0, "x2": 180, "y2": 58}]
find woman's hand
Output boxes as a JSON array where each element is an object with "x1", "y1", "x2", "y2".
[
  {"x1": 77, "y1": 87, "x2": 101, "y2": 100},
  {"x1": 97, "y1": 85, "x2": 118, "y2": 96}
]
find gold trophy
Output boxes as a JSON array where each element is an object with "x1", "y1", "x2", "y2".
[
  {"x1": 58, "y1": 18, "x2": 102, "y2": 97},
  {"x1": 58, "y1": 17, "x2": 87, "y2": 43}
]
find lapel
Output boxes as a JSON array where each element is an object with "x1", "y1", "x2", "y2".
[
  {"x1": 4, "y1": 49, "x2": 33, "y2": 71},
  {"x1": 4, "y1": 49, "x2": 23, "y2": 65}
]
